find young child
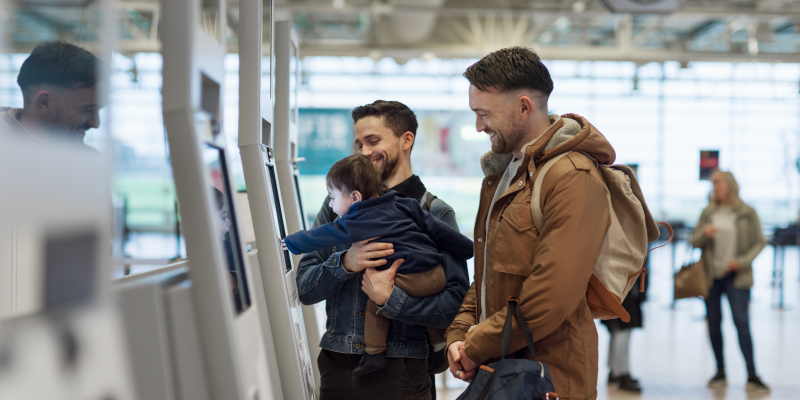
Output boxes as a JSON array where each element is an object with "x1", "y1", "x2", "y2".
[{"x1": 282, "y1": 154, "x2": 474, "y2": 376}]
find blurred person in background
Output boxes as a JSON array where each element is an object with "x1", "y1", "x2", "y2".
[
  {"x1": 0, "y1": 41, "x2": 101, "y2": 144},
  {"x1": 691, "y1": 170, "x2": 769, "y2": 394},
  {"x1": 602, "y1": 279, "x2": 645, "y2": 393}
]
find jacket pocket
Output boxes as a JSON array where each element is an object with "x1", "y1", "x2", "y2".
[{"x1": 492, "y1": 203, "x2": 537, "y2": 277}]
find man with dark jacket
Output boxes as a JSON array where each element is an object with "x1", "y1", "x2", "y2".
[
  {"x1": 446, "y1": 47, "x2": 613, "y2": 400},
  {"x1": 0, "y1": 41, "x2": 102, "y2": 144},
  {"x1": 296, "y1": 100, "x2": 470, "y2": 400}
]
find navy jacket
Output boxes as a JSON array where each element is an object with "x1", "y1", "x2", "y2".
[
  {"x1": 285, "y1": 191, "x2": 473, "y2": 274},
  {"x1": 296, "y1": 175, "x2": 470, "y2": 358}
]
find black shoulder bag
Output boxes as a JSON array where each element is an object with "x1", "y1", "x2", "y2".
[{"x1": 457, "y1": 297, "x2": 559, "y2": 400}]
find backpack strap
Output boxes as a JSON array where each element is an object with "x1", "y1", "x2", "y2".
[
  {"x1": 530, "y1": 152, "x2": 572, "y2": 231},
  {"x1": 326, "y1": 195, "x2": 339, "y2": 222},
  {"x1": 420, "y1": 191, "x2": 437, "y2": 212}
]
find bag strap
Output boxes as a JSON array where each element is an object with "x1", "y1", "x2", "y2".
[
  {"x1": 420, "y1": 191, "x2": 437, "y2": 212},
  {"x1": 500, "y1": 297, "x2": 537, "y2": 361},
  {"x1": 531, "y1": 152, "x2": 572, "y2": 232}
]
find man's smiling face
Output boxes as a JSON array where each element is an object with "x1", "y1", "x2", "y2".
[
  {"x1": 469, "y1": 84, "x2": 525, "y2": 155},
  {"x1": 353, "y1": 116, "x2": 402, "y2": 183}
]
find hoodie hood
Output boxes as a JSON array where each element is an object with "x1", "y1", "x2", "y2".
[{"x1": 480, "y1": 113, "x2": 616, "y2": 177}]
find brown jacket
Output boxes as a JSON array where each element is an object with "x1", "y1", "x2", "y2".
[{"x1": 446, "y1": 114, "x2": 615, "y2": 400}]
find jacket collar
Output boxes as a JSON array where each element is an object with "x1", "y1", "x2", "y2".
[
  {"x1": 347, "y1": 190, "x2": 397, "y2": 215},
  {"x1": 479, "y1": 115, "x2": 566, "y2": 177},
  {"x1": 388, "y1": 175, "x2": 426, "y2": 203}
]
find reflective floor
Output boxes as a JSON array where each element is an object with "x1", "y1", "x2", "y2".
[
  {"x1": 436, "y1": 242, "x2": 800, "y2": 400},
  {"x1": 119, "y1": 233, "x2": 800, "y2": 399}
]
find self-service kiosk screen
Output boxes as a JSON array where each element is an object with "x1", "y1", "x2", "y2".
[
  {"x1": 204, "y1": 144, "x2": 252, "y2": 313},
  {"x1": 293, "y1": 174, "x2": 307, "y2": 230},
  {"x1": 266, "y1": 163, "x2": 293, "y2": 273}
]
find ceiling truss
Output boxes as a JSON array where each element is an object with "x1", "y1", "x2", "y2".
[{"x1": 3, "y1": 0, "x2": 800, "y2": 63}]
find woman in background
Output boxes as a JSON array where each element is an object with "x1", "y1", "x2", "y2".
[{"x1": 691, "y1": 170, "x2": 768, "y2": 394}]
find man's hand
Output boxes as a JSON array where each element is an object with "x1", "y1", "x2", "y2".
[
  {"x1": 703, "y1": 225, "x2": 718, "y2": 238},
  {"x1": 447, "y1": 341, "x2": 479, "y2": 382},
  {"x1": 727, "y1": 259, "x2": 740, "y2": 272},
  {"x1": 342, "y1": 237, "x2": 394, "y2": 273},
  {"x1": 458, "y1": 346, "x2": 479, "y2": 381},
  {"x1": 362, "y1": 259, "x2": 404, "y2": 306},
  {"x1": 447, "y1": 341, "x2": 464, "y2": 378}
]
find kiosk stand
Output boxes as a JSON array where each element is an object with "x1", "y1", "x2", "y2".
[
  {"x1": 238, "y1": 5, "x2": 318, "y2": 399},
  {"x1": 0, "y1": 140, "x2": 136, "y2": 400},
  {"x1": 273, "y1": 21, "x2": 324, "y2": 393},
  {"x1": 159, "y1": 0, "x2": 274, "y2": 398}
]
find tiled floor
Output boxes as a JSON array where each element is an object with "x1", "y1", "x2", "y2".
[{"x1": 435, "y1": 241, "x2": 800, "y2": 400}]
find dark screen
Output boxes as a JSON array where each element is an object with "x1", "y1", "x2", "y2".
[
  {"x1": 204, "y1": 144, "x2": 252, "y2": 313},
  {"x1": 44, "y1": 230, "x2": 98, "y2": 310},
  {"x1": 266, "y1": 163, "x2": 293, "y2": 273}
]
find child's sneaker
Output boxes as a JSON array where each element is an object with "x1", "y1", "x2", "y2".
[
  {"x1": 746, "y1": 375, "x2": 770, "y2": 394},
  {"x1": 353, "y1": 351, "x2": 387, "y2": 376}
]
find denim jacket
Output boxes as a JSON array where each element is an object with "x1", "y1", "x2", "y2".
[{"x1": 296, "y1": 177, "x2": 470, "y2": 359}]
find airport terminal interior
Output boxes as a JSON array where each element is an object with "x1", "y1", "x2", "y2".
[{"x1": 1, "y1": 0, "x2": 799, "y2": 399}]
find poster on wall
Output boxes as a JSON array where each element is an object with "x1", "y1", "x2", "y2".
[{"x1": 699, "y1": 150, "x2": 719, "y2": 180}]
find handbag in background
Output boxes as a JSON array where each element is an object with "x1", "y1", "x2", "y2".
[
  {"x1": 674, "y1": 257, "x2": 709, "y2": 300},
  {"x1": 457, "y1": 298, "x2": 559, "y2": 400}
]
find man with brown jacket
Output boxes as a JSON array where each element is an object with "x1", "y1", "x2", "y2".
[{"x1": 445, "y1": 47, "x2": 615, "y2": 400}]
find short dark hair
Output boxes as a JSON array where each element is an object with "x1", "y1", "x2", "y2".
[
  {"x1": 17, "y1": 41, "x2": 99, "y2": 91},
  {"x1": 326, "y1": 154, "x2": 384, "y2": 200},
  {"x1": 464, "y1": 46, "x2": 553, "y2": 98},
  {"x1": 351, "y1": 100, "x2": 418, "y2": 152}
]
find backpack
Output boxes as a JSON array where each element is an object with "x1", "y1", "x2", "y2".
[
  {"x1": 530, "y1": 152, "x2": 671, "y2": 322},
  {"x1": 418, "y1": 191, "x2": 454, "y2": 374}
]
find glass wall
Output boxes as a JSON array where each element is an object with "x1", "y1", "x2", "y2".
[
  {"x1": 296, "y1": 57, "x2": 800, "y2": 233},
  {"x1": 3, "y1": 52, "x2": 799, "y2": 259}
]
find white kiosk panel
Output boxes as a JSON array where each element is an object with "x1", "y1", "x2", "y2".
[
  {"x1": 273, "y1": 21, "x2": 324, "y2": 393},
  {"x1": 160, "y1": 0, "x2": 274, "y2": 398},
  {"x1": 238, "y1": 4, "x2": 318, "y2": 399}
]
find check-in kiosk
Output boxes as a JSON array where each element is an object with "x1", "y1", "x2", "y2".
[
  {"x1": 238, "y1": 6, "x2": 318, "y2": 399},
  {"x1": 0, "y1": 140, "x2": 137, "y2": 400},
  {"x1": 273, "y1": 21, "x2": 324, "y2": 392},
  {"x1": 159, "y1": 0, "x2": 275, "y2": 398}
]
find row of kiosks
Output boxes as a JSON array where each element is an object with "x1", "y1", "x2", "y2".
[
  {"x1": 271, "y1": 22, "x2": 325, "y2": 394},
  {"x1": 237, "y1": 0, "x2": 318, "y2": 397},
  {"x1": 120, "y1": 0, "x2": 278, "y2": 398}
]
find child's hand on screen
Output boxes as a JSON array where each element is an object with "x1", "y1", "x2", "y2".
[{"x1": 280, "y1": 238, "x2": 288, "y2": 251}]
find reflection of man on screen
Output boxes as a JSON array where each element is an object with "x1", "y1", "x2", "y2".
[{"x1": 0, "y1": 41, "x2": 103, "y2": 145}]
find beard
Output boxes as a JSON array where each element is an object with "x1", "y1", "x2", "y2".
[
  {"x1": 489, "y1": 120, "x2": 526, "y2": 155},
  {"x1": 48, "y1": 110, "x2": 88, "y2": 141},
  {"x1": 378, "y1": 148, "x2": 401, "y2": 182}
]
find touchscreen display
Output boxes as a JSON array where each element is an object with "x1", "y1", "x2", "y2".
[
  {"x1": 293, "y1": 174, "x2": 307, "y2": 230},
  {"x1": 204, "y1": 144, "x2": 252, "y2": 313},
  {"x1": 266, "y1": 161, "x2": 293, "y2": 273}
]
